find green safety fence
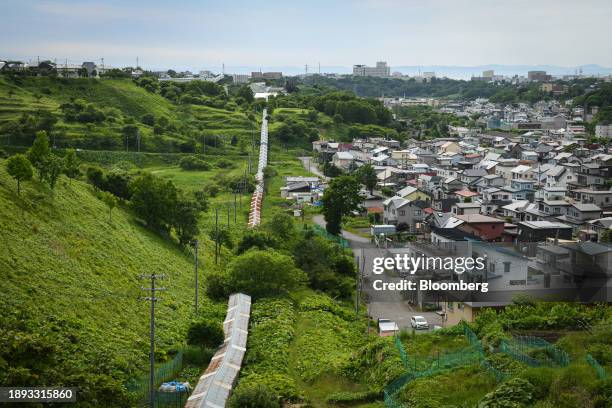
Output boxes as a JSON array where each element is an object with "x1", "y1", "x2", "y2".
[
  {"x1": 384, "y1": 325, "x2": 500, "y2": 407},
  {"x1": 463, "y1": 323, "x2": 507, "y2": 382},
  {"x1": 125, "y1": 351, "x2": 188, "y2": 406},
  {"x1": 312, "y1": 224, "x2": 350, "y2": 248},
  {"x1": 586, "y1": 354, "x2": 608, "y2": 380},
  {"x1": 395, "y1": 335, "x2": 409, "y2": 370},
  {"x1": 499, "y1": 336, "x2": 570, "y2": 368}
]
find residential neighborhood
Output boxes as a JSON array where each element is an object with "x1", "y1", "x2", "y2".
[{"x1": 277, "y1": 112, "x2": 612, "y2": 328}]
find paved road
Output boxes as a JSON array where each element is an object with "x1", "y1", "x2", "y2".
[
  {"x1": 298, "y1": 156, "x2": 328, "y2": 180},
  {"x1": 312, "y1": 215, "x2": 443, "y2": 331}
]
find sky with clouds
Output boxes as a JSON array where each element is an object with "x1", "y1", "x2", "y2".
[{"x1": 1, "y1": 0, "x2": 611, "y2": 72}]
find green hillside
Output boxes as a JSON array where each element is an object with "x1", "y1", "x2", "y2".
[
  {"x1": 0, "y1": 159, "x2": 225, "y2": 406},
  {"x1": 0, "y1": 77, "x2": 257, "y2": 153}
]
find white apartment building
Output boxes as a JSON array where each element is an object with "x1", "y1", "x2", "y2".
[
  {"x1": 595, "y1": 124, "x2": 612, "y2": 138},
  {"x1": 353, "y1": 61, "x2": 390, "y2": 77},
  {"x1": 232, "y1": 74, "x2": 249, "y2": 84}
]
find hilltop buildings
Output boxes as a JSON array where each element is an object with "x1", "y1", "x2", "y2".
[{"x1": 353, "y1": 61, "x2": 391, "y2": 77}]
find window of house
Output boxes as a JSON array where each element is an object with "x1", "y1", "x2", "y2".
[
  {"x1": 504, "y1": 262, "x2": 511, "y2": 272},
  {"x1": 399, "y1": 210, "x2": 405, "y2": 216},
  {"x1": 447, "y1": 302, "x2": 454, "y2": 311},
  {"x1": 414, "y1": 210, "x2": 422, "y2": 216}
]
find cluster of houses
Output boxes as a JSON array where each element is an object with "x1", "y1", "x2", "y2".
[
  {"x1": 440, "y1": 97, "x2": 602, "y2": 132},
  {"x1": 0, "y1": 60, "x2": 142, "y2": 78},
  {"x1": 308, "y1": 131, "x2": 611, "y2": 326},
  {"x1": 312, "y1": 134, "x2": 611, "y2": 241}
]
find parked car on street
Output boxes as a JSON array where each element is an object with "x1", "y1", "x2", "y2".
[{"x1": 411, "y1": 315, "x2": 429, "y2": 330}]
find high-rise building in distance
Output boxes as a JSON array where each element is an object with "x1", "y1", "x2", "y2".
[{"x1": 352, "y1": 61, "x2": 390, "y2": 77}]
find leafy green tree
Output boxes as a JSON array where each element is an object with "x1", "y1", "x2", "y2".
[
  {"x1": 236, "y1": 85, "x2": 254, "y2": 103},
  {"x1": 293, "y1": 232, "x2": 354, "y2": 298},
  {"x1": 44, "y1": 155, "x2": 63, "y2": 190},
  {"x1": 27, "y1": 130, "x2": 51, "y2": 180},
  {"x1": 102, "y1": 170, "x2": 131, "y2": 200},
  {"x1": 6, "y1": 154, "x2": 33, "y2": 195},
  {"x1": 186, "y1": 319, "x2": 224, "y2": 349},
  {"x1": 321, "y1": 175, "x2": 363, "y2": 235},
  {"x1": 171, "y1": 196, "x2": 204, "y2": 246},
  {"x1": 355, "y1": 164, "x2": 378, "y2": 194},
  {"x1": 323, "y1": 162, "x2": 342, "y2": 177},
  {"x1": 228, "y1": 385, "x2": 280, "y2": 408},
  {"x1": 236, "y1": 230, "x2": 278, "y2": 254},
  {"x1": 264, "y1": 212, "x2": 296, "y2": 244},
  {"x1": 141, "y1": 113, "x2": 155, "y2": 126},
  {"x1": 100, "y1": 191, "x2": 118, "y2": 222},
  {"x1": 86, "y1": 166, "x2": 105, "y2": 191},
  {"x1": 226, "y1": 250, "x2": 306, "y2": 299},
  {"x1": 63, "y1": 149, "x2": 80, "y2": 183},
  {"x1": 129, "y1": 173, "x2": 177, "y2": 230}
]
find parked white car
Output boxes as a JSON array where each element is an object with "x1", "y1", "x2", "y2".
[{"x1": 410, "y1": 315, "x2": 429, "y2": 330}]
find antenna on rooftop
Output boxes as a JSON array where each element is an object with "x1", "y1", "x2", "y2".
[
  {"x1": 222, "y1": 63, "x2": 225, "y2": 75},
  {"x1": 136, "y1": 56, "x2": 139, "y2": 69},
  {"x1": 305, "y1": 64, "x2": 308, "y2": 75}
]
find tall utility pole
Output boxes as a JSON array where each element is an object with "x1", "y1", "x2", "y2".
[
  {"x1": 233, "y1": 193, "x2": 237, "y2": 223},
  {"x1": 193, "y1": 240, "x2": 199, "y2": 315},
  {"x1": 140, "y1": 273, "x2": 166, "y2": 408},
  {"x1": 215, "y1": 208, "x2": 219, "y2": 264}
]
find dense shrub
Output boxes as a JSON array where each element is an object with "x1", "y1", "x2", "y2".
[
  {"x1": 186, "y1": 319, "x2": 224, "y2": 349},
  {"x1": 325, "y1": 390, "x2": 380, "y2": 404},
  {"x1": 520, "y1": 367, "x2": 555, "y2": 399},
  {"x1": 216, "y1": 158, "x2": 234, "y2": 168},
  {"x1": 236, "y1": 230, "x2": 278, "y2": 254},
  {"x1": 225, "y1": 250, "x2": 306, "y2": 300},
  {"x1": 237, "y1": 299, "x2": 302, "y2": 401},
  {"x1": 479, "y1": 378, "x2": 535, "y2": 407},
  {"x1": 228, "y1": 384, "x2": 280, "y2": 408},
  {"x1": 179, "y1": 156, "x2": 210, "y2": 171}
]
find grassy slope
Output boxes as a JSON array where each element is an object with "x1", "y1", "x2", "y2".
[
  {"x1": 0, "y1": 77, "x2": 257, "y2": 152},
  {"x1": 0, "y1": 161, "x2": 225, "y2": 386}
]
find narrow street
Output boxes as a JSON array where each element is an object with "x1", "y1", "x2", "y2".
[
  {"x1": 298, "y1": 156, "x2": 328, "y2": 180},
  {"x1": 312, "y1": 215, "x2": 442, "y2": 330}
]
